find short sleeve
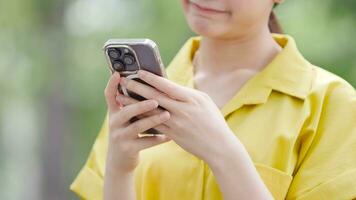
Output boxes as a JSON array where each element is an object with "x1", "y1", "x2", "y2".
[
  {"x1": 70, "y1": 113, "x2": 109, "y2": 200},
  {"x1": 286, "y1": 81, "x2": 356, "y2": 200}
]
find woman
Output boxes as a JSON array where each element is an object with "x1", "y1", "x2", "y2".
[{"x1": 70, "y1": 0, "x2": 356, "y2": 199}]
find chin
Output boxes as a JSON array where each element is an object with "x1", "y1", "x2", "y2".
[
  {"x1": 181, "y1": 0, "x2": 232, "y2": 39},
  {"x1": 188, "y1": 17, "x2": 213, "y2": 35},
  {"x1": 186, "y1": 16, "x2": 231, "y2": 39}
]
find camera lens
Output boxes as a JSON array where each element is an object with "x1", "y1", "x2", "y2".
[
  {"x1": 113, "y1": 61, "x2": 125, "y2": 71},
  {"x1": 108, "y1": 48, "x2": 121, "y2": 59},
  {"x1": 123, "y1": 54, "x2": 135, "y2": 65}
]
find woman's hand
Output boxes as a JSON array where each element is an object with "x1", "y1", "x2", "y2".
[
  {"x1": 117, "y1": 70, "x2": 274, "y2": 200},
  {"x1": 104, "y1": 71, "x2": 172, "y2": 175},
  {"x1": 118, "y1": 69, "x2": 240, "y2": 165}
]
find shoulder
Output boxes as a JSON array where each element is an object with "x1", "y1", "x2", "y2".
[
  {"x1": 286, "y1": 64, "x2": 356, "y2": 200},
  {"x1": 299, "y1": 63, "x2": 356, "y2": 144},
  {"x1": 307, "y1": 64, "x2": 355, "y2": 107},
  {"x1": 311, "y1": 64, "x2": 354, "y2": 91}
]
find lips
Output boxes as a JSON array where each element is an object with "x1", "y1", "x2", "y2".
[{"x1": 188, "y1": 0, "x2": 228, "y2": 14}]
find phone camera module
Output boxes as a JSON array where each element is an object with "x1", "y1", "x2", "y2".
[
  {"x1": 108, "y1": 48, "x2": 121, "y2": 59},
  {"x1": 113, "y1": 61, "x2": 125, "y2": 71},
  {"x1": 123, "y1": 54, "x2": 135, "y2": 65}
]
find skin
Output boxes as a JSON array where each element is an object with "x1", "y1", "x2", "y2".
[{"x1": 104, "y1": 0, "x2": 284, "y2": 199}]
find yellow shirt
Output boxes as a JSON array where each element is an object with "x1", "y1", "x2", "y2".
[{"x1": 70, "y1": 33, "x2": 356, "y2": 200}]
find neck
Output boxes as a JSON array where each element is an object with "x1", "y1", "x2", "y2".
[{"x1": 193, "y1": 29, "x2": 282, "y2": 74}]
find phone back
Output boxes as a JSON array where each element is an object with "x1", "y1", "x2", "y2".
[
  {"x1": 103, "y1": 39, "x2": 166, "y2": 135},
  {"x1": 103, "y1": 39, "x2": 166, "y2": 78}
]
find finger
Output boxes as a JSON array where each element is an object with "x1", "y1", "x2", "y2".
[
  {"x1": 104, "y1": 72, "x2": 121, "y2": 112},
  {"x1": 152, "y1": 124, "x2": 171, "y2": 135},
  {"x1": 137, "y1": 69, "x2": 193, "y2": 101},
  {"x1": 137, "y1": 123, "x2": 172, "y2": 138},
  {"x1": 138, "y1": 121, "x2": 171, "y2": 136},
  {"x1": 135, "y1": 134, "x2": 172, "y2": 150},
  {"x1": 116, "y1": 92, "x2": 139, "y2": 105},
  {"x1": 113, "y1": 99, "x2": 159, "y2": 127},
  {"x1": 115, "y1": 89, "x2": 124, "y2": 108},
  {"x1": 122, "y1": 110, "x2": 170, "y2": 139},
  {"x1": 116, "y1": 93, "x2": 164, "y2": 117},
  {"x1": 120, "y1": 77, "x2": 181, "y2": 112}
]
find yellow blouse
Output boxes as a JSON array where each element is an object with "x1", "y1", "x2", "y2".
[{"x1": 70, "y1": 33, "x2": 356, "y2": 200}]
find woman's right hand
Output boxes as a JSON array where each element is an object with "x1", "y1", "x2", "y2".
[{"x1": 104, "y1": 71, "x2": 172, "y2": 176}]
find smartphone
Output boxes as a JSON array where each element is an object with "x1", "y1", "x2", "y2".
[{"x1": 103, "y1": 39, "x2": 166, "y2": 135}]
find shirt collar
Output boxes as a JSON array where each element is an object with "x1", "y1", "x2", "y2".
[{"x1": 166, "y1": 33, "x2": 314, "y2": 117}]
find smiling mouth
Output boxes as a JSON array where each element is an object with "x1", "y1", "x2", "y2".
[{"x1": 188, "y1": 0, "x2": 229, "y2": 14}]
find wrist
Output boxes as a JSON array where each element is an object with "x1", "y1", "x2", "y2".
[
  {"x1": 105, "y1": 151, "x2": 138, "y2": 176},
  {"x1": 104, "y1": 164, "x2": 136, "y2": 200},
  {"x1": 105, "y1": 161, "x2": 136, "y2": 178},
  {"x1": 206, "y1": 135, "x2": 247, "y2": 172},
  {"x1": 104, "y1": 167, "x2": 135, "y2": 188}
]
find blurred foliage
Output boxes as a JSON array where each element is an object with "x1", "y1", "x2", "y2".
[
  {"x1": 0, "y1": 0, "x2": 355, "y2": 199},
  {"x1": 330, "y1": 0, "x2": 356, "y2": 16}
]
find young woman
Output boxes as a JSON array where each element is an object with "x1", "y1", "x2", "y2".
[{"x1": 70, "y1": 0, "x2": 356, "y2": 199}]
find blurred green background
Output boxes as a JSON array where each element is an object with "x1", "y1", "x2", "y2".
[{"x1": 0, "y1": 0, "x2": 355, "y2": 199}]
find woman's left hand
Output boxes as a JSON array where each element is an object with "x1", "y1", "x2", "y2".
[{"x1": 117, "y1": 69, "x2": 240, "y2": 164}]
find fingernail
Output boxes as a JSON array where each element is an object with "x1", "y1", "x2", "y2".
[
  {"x1": 120, "y1": 77, "x2": 127, "y2": 85},
  {"x1": 149, "y1": 100, "x2": 158, "y2": 107},
  {"x1": 116, "y1": 94, "x2": 123, "y2": 101},
  {"x1": 159, "y1": 111, "x2": 170, "y2": 120},
  {"x1": 114, "y1": 71, "x2": 120, "y2": 77}
]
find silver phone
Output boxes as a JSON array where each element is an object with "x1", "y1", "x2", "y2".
[{"x1": 103, "y1": 39, "x2": 166, "y2": 135}]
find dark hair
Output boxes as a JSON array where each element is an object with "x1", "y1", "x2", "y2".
[{"x1": 268, "y1": 4, "x2": 284, "y2": 34}]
